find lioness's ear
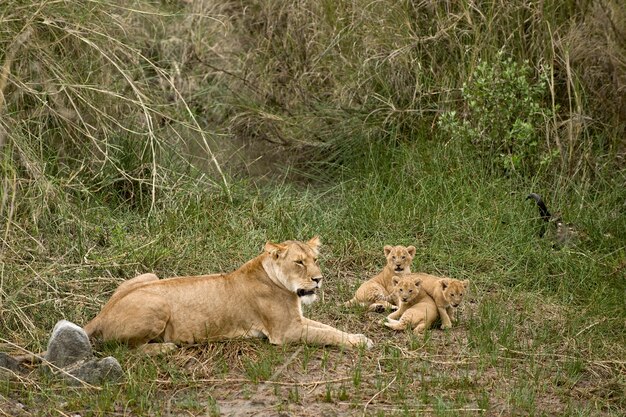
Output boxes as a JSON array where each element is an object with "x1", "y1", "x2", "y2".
[
  {"x1": 384, "y1": 245, "x2": 393, "y2": 256},
  {"x1": 407, "y1": 246, "x2": 416, "y2": 257},
  {"x1": 264, "y1": 241, "x2": 286, "y2": 259},
  {"x1": 440, "y1": 279, "x2": 450, "y2": 289},
  {"x1": 307, "y1": 236, "x2": 321, "y2": 253},
  {"x1": 392, "y1": 275, "x2": 400, "y2": 286}
]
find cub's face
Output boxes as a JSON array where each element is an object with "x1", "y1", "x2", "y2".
[
  {"x1": 383, "y1": 245, "x2": 416, "y2": 274},
  {"x1": 441, "y1": 279, "x2": 469, "y2": 308},
  {"x1": 391, "y1": 275, "x2": 422, "y2": 304},
  {"x1": 264, "y1": 237, "x2": 322, "y2": 304}
]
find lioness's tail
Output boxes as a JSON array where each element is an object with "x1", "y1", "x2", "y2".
[{"x1": 82, "y1": 317, "x2": 100, "y2": 339}]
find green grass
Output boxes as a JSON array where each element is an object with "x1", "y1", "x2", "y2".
[{"x1": 2, "y1": 142, "x2": 625, "y2": 416}]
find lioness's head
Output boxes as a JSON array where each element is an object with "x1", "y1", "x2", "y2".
[
  {"x1": 263, "y1": 237, "x2": 322, "y2": 305},
  {"x1": 384, "y1": 245, "x2": 416, "y2": 274},
  {"x1": 391, "y1": 275, "x2": 422, "y2": 304},
  {"x1": 440, "y1": 279, "x2": 469, "y2": 308}
]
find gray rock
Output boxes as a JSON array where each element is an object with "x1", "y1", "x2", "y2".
[
  {"x1": 0, "y1": 352, "x2": 22, "y2": 372},
  {"x1": 40, "y1": 320, "x2": 124, "y2": 385},
  {"x1": 45, "y1": 320, "x2": 92, "y2": 369},
  {"x1": 63, "y1": 356, "x2": 124, "y2": 386},
  {"x1": 0, "y1": 352, "x2": 24, "y2": 380}
]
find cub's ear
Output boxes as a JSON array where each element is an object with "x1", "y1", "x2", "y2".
[
  {"x1": 392, "y1": 275, "x2": 400, "y2": 286},
  {"x1": 413, "y1": 277, "x2": 422, "y2": 286},
  {"x1": 384, "y1": 245, "x2": 393, "y2": 256},
  {"x1": 264, "y1": 241, "x2": 287, "y2": 259},
  {"x1": 407, "y1": 246, "x2": 416, "y2": 257},
  {"x1": 440, "y1": 279, "x2": 450, "y2": 289},
  {"x1": 307, "y1": 236, "x2": 321, "y2": 253},
  {"x1": 462, "y1": 279, "x2": 470, "y2": 288}
]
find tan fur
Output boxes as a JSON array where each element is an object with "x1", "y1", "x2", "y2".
[
  {"x1": 344, "y1": 245, "x2": 416, "y2": 311},
  {"x1": 84, "y1": 238, "x2": 373, "y2": 350},
  {"x1": 412, "y1": 273, "x2": 469, "y2": 329},
  {"x1": 384, "y1": 275, "x2": 439, "y2": 335}
]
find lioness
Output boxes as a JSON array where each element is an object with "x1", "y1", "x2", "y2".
[
  {"x1": 384, "y1": 274, "x2": 439, "y2": 335},
  {"x1": 84, "y1": 237, "x2": 373, "y2": 350},
  {"x1": 415, "y1": 273, "x2": 469, "y2": 329},
  {"x1": 344, "y1": 245, "x2": 416, "y2": 312}
]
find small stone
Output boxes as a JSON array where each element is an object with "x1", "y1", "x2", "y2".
[
  {"x1": 0, "y1": 352, "x2": 24, "y2": 380},
  {"x1": 0, "y1": 352, "x2": 22, "y2": 372},
  {"x1": 63, "y1": 356, "x2": 124, "y2": 386},
  {"x1": 45, "y1": 320, "x2": 93, "y2": 369}
]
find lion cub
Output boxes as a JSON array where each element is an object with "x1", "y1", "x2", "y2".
[
  {"x1": 416, "y1": 273, "x2": 469, "y2": 329},
  {"x1": 384, "y1": 275, "x2": 438, "y2": 335},
  {"x1": 344, "y1": 245, "x2": 416, "y2": 312}
]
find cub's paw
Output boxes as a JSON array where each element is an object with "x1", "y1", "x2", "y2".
[
  {"x1": 370, "y1": 303, "x2": 386, "y2": 313},
  {"x1": 384, "y1": 319, "x2": 400, "y2": 329}
]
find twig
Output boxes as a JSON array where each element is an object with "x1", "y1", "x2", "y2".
[
  {"x1": 154, "y1": 374, "x2": 371, "y2": 387},
  {"x1": 339, "y1": 402, "x2": 486, "y2": 413},
  {"x1": 574, "y1": 318, "x2": 605, "y2": 337},
  {"x1": 362, "y1": 375, "x2": 396, "y2": 417}
]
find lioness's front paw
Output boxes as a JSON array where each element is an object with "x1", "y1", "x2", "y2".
[
  {"x1": 440, "y1": 323, "x2": 452, "y2": 330},
  {"x1": 351, "y1": 334, "x2": 374, "y2": 349}
]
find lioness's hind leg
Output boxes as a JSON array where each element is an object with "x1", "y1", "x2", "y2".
[{"x1": 100, "y1": 294, "x2": 171, "y2": 347}]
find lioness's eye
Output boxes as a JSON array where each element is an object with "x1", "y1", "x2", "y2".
[{"x1": 295, "y1": 260, "x2": 304, "y2": 266}]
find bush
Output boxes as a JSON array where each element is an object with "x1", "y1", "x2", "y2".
[{"x1": 439, "y1": 52, "x2": 554, "y2": 175}]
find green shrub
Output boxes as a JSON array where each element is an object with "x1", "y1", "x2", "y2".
[{"x1": 439, "y1": 52, "x2": 554, "y2": 175}]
